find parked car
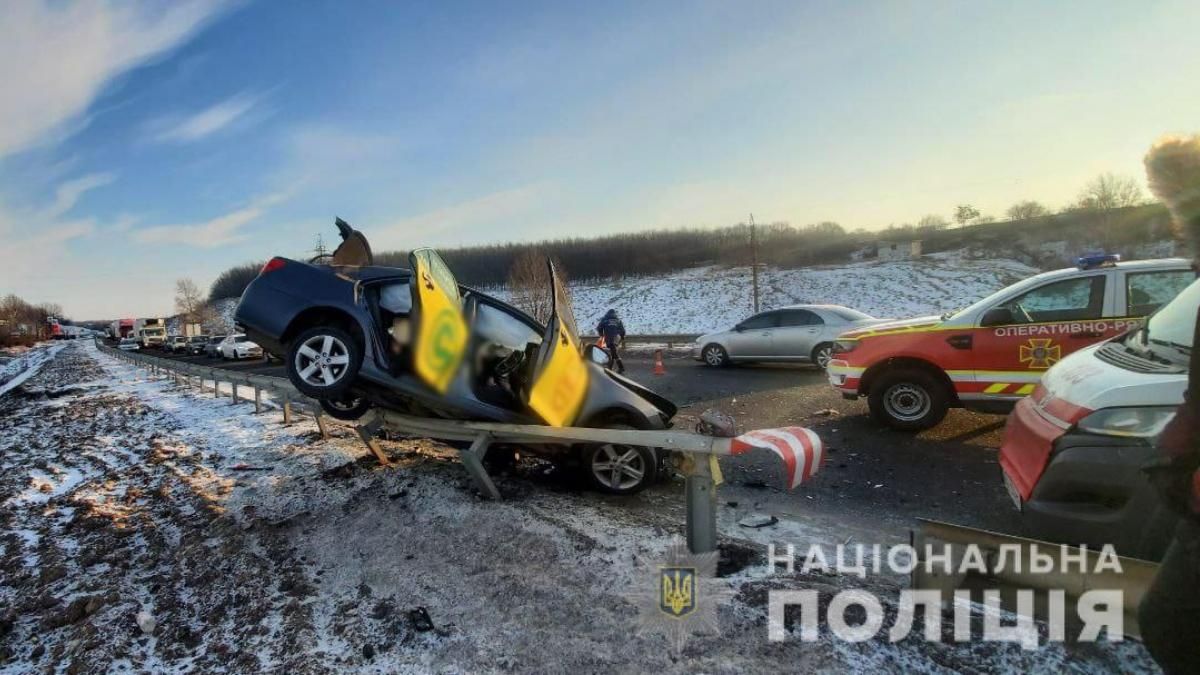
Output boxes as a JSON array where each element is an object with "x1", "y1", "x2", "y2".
[
  {"x1": 118, "y1": 337, "x2": 140, "y2": 351},
  {"x1": 203, "y1": 335, "x2": 226, "y2": 358},
  {"x1": 218, "y1": 334, "x2": 264, "y2": 360},
  {"x1": 828, "y1": 255, "x2": 1195, "y2": 430},
  {"x1": 185, "y1": 335, "x2": 209, "y2": 355},
  {"x1": 167, "y1": 335, "x2": 188, "y2": 353},
  {"x1": 693, "y1": 305, "x2": 888, "y2": 369},
  {"x1": 998, "y1": 275, "x2": 1198, "y2": 561},
  {"x1": 234, "y1": 219, "x2": 678, "y2": 494}
]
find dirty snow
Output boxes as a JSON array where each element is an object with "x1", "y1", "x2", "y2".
[
  {"x1": 0, "y1": 342, "x2": 1156, "y2": 672},
  {"x1": 0, "y1": 342, "x2": 68, "y2": 398}
]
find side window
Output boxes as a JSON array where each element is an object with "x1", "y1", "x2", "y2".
[
  {"x1": 474, "y1": 302, "x2": 542, "y2": 351},
  {"x1": 378, "y1": 282, "x2": 412, "y2": 314},
  {"x1": 997, "y1": 276, "x2": 1106, "y2": 324},
  {"x1": 778, "y1": 310, "x2": 823, "y2": 327},
  {"x1": 1126, "y1": 270, "x2": 1194, "y2": 316},
  {"x1": 739, "y1": 312, "x2": 779, "y2": 330}
]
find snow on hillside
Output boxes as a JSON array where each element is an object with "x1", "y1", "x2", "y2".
[{"x1": 512, "y1": 250, "x2": 1039, "y2": 335}]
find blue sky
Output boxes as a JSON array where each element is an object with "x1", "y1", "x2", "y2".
[{"x1": 2, "y1": 0, "x2": 1199, "y2": 319}]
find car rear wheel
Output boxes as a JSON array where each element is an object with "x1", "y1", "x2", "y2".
[
  {"x1": 868, "y1": 369, "x2": 949, "y2": 431},
  {"x1": 811, "y1": 342, "x2": 834, "y2": 370},
  {"x1": 581, "y1": 424, "x2": 657, "y2": 495},
  {"x1": 286, "y1": 325, "x2": 362, "y2": 398},
  {"x1": 701, "y1": 344, "x2": 729, "y2": 367},
  {"x1": 319, "y1": 394, "x2": 372, "y2": 421}
]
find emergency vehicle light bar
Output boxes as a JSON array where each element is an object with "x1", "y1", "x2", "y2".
[{"x1": 1076, "y1": 252, "x2": 1120, "y2": 269}]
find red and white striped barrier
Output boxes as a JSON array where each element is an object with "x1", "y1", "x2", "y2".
[{"x1": 725, "y1": 427, "x2": 824, "y2": 489}]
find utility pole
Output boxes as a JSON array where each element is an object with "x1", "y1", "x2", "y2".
[{"x1": 749, "y1": 213, "x2": 760, "y2": 314}]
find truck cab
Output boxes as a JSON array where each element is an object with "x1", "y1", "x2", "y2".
[{"x1": 827, "y1": 256, "x2": 1194, "y2": 430}]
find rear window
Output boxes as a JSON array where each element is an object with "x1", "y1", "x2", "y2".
[{"x1": 826, "y1": 307, "x2": 873, "y2": 322}]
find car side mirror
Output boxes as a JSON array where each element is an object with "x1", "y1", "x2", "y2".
[
  {"x1": 585, "y1": 343, "x2": 611, "y2": 366},
  {"x1": 981, "y1": 307, "x2": 1014, "y2": 327}
]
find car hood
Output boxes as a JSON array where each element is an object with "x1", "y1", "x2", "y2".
[
  {"x1": 1038, "y1": 343, "x2": 1186, "y2": 417},
  {"x1": 838, "y1": 314, "x2": 943, "y2": 339}
]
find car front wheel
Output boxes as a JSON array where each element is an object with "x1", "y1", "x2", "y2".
[
  {"x1": 701, "y1": 344, "x2": 729, "y2": 367},
  {"x1": 286, "y1": 325, "x2": 363, "y2": 398},
  {"x1": 868, "y1": 369, "x2": 949, "y2": 431},
  {"x1": 319, "y1": 394, "x2": 372, "y2": 421},
  {"x1": 581, "y1": 424, "x2": 657, "y2": 495}
]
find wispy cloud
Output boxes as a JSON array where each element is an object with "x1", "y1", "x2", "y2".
[
  {"x1": 375, "y1": 184, "x2": 548, "y2": 249},
  {"x1": 0, "y1": 0, "x2": 233, "y2": 159},
  {"x1": 0, "y1": 173, "x2": 109, "y2": 286},
  {"x1": 43, "y1": 172, "x2": 116, "y2": 219},
  {"x1": 132, "y1": 191, "x2": 289, "y2": 248},
  {"x1": 153, "y1": 92, "x2": 262, "y2": 143}
]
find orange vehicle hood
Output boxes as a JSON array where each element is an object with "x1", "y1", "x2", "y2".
[{"x1": 838, "y1": 314, "x2": 944, "y2": 340}]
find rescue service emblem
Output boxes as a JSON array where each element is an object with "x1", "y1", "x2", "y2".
[
  {"x1": 659, "y1": 567, "x2": 697, "y2": 618},
  {"x1": 1019, "y1": 338, "x2": 1061, "y2": 369}
]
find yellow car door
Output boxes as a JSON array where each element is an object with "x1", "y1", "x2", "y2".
[
  {"x1": 408, "y1": 248, "x2": 469, "y2": 394},
  {"x1": 526, "y1": 260, "x2": 589, "y2": 427}
]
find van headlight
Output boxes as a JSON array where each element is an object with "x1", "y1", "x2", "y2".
[{"x1": 1076, "y1": 407, "x2": 1177, "y2": 438}]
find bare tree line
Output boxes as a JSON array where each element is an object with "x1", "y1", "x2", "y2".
[{"x1": 0, "y1": 295, "x2": 66, "y2": 346}]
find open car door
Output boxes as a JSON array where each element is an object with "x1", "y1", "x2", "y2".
[
  {"x1": 408, "y1": 248, "x2": 469, "y2": 394},
  {"x1": 526, "y1": 260, "x2": 589, "y2": 427},
  {"x1": 330, "y1": 217, "x2": 374, "y2": 266}
]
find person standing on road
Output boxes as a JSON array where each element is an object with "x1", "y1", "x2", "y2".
[
  {"x1": 596, "y1": 309, "x2": 626, "y2": 374},
  {"x1": 1138, "y1": 134, "x2": 1200, "y2": 674}
]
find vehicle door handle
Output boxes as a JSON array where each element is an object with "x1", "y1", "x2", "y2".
[
  {"x1": 946, "y1": 334, "x2": 973, "y2": 350},
  {"x1": 1069, "y1": 331, "x2": 1103, "y2": 339}
]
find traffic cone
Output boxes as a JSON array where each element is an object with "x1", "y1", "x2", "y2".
[{"x1": 653, "y1": 349, "x2": 666, "y2": 376}]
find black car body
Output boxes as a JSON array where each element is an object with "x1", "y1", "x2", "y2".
[
  {"x1": 203, "y1": 335, "x2": 226, "y2": 358},
  {"x1": 186, "y1": 335, "x2": 209, "y2": 355},
  {"x1": 234, "y1": 221, "x2": 676, "y2": 493}
]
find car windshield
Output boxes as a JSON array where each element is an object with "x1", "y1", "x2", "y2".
[{"x1": 1123, "y1": 277, "x2": 1199, "y2": 365}]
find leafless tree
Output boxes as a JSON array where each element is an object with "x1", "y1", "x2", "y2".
[
  {"x1": 175, "y1": 279, "x2": 217, "y2": 329},
  {"x1": 917, "y1": 214, "x2": 949, "y2": 231},
  {"x1": 506, "y1": 250, "x2": 567, "y2": 325},
  {"x1": 1006, "y1": 200, "x2": 1049, "y2": 221},
  {"x1": 1076, "y1": 173, "x2": 1144, "y2": 211}
]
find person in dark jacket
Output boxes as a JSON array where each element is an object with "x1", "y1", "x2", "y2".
[
  {"x1": 596, "y1": 309, "x2": 626, "y2": 373},
  {"x1": 1138, "y1": 134, "x2": 1200, "y2": 674}
]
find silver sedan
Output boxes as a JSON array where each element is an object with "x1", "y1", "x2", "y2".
[{"x1": 692, "y1": 305, "x2": 888, "y2": 369}]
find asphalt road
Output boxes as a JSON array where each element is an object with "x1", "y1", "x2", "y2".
[{"x1": 145, "y1": 344, "x2": 1024, "y2": 541}]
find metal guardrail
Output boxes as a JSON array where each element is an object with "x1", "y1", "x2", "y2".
[{"x1": 94, "y1": 340, "x2": 770, "y2": 553}]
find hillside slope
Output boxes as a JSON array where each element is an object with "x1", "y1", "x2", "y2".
[{"x1": 549, "y1": 250, "x2": 1039, "y2": 334}]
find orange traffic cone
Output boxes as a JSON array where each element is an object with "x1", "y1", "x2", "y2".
[{"x1": 653, "y1": 349, "x2": 666, "y2": 376}]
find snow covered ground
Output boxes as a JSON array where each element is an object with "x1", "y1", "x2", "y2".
[
  {"x1": 0, "y1": 343, "x2": 1155, "y2": 672},
  {"x1": 497, "y1": 250, "x2": 1040, "y2": 335},
  {"x1": 0, "y1": 342, "x2": 68, "y2": 398}
]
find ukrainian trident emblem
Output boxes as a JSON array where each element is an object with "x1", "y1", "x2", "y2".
[{"x1": 659, "y1": 567, "x2": 697, "y2": 618}]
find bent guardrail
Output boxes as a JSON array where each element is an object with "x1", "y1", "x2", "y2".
[{"x1": 95, "y1": 339, "x2": 821, "y2": 554}]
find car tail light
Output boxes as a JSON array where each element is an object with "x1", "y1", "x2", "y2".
[{"x1": 260, "y1": 257, "x2": 287, "y2": 274}]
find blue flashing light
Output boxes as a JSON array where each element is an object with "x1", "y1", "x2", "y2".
[{"x1": 1076, "y1": 252, "x2": 1121, "y2": 270}]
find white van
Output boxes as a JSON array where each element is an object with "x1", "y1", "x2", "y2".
[{"x1": 999, "y1": 275, "x2": 1197, "y2": 560}]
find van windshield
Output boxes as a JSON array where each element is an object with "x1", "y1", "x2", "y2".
[{"x1": 1129, "y1": 277, "x2": 1198, "y2": 365}]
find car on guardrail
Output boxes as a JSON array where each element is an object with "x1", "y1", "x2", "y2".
[{"x1": 234, "y1": 218, "x2": 678, "y2": 494}]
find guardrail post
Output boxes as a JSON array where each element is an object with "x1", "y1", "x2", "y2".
[
  {"x1": 214, "y1": 377, "x2": 220, "y2": 398},
  {"x1": 314, "y1": 410, "x2": 330, "y2": 440},
  {"x1": 253, "y1": 387, "x2": 262, "y2": 414},
  {"x1": 353, "y1": 414, "x2": 392, "y2": 466},
  {"x1": 231, "y1": 382, "x2": 239, "y2": 404},
  {"x1": 684, "y1": 453, "x2": 718, "y2": 555},
  {"x1": 459, "y1": 433, "x2": 501, "y2": 500},
  {"x1": 282, "y1": 398, "x2": 293, "y2": 425}
]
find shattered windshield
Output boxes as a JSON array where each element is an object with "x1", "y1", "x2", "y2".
[{"x1": 1128, "y1": 277, "x2": 1199, "y2": 365}]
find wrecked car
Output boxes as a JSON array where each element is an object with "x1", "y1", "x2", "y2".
[{"x1": 234, "y1": 219, "x2": 677, "y2": 494}]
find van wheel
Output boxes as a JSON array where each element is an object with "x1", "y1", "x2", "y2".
[
  {"x1": 868, "y1": 369, "x2": 949, "y2": 431},
  {"x1": 581, "y1": 423, "x2": 657, "y2": 495},
  {"x1": 286, "y1": 325, "x2": 362, "y2": 398},
  {"x1": 319, "y1": 395, "x2": 371, "y2": 421}
]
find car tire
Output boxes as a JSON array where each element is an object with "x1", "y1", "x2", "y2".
[
  {"x1": 811, "y1": 342, "x2": 834, "y2": 370},
  {"x1": 580, "y1": 423, "x2": 657, "y2": 495},
  {"x1": 868, "y1": 368, "x2": 949, "y2": 431},
  {"x1": 319, "y1": 394, "x2": 372, "y2": 421},
  {"x1": 701, "y1": 343, "x2": 729, "y2": 367},
  {"x1": 286, "y1": 325, "x2": 363, "y2": 399}
]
